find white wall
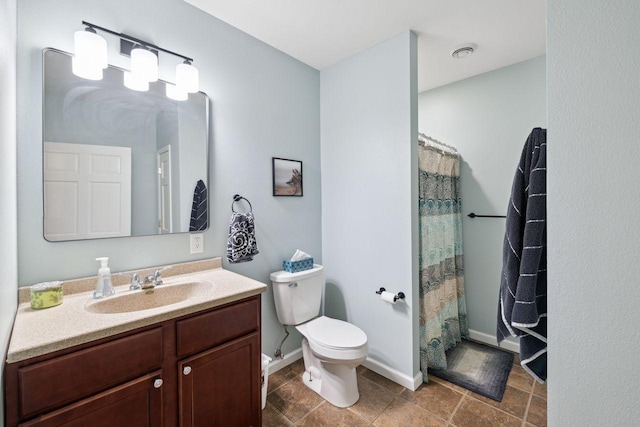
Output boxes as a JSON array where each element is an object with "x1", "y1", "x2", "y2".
[
  {"x1": 0, "y1": 0, "x2": 18, "y2": 423},
  {"x1": 418, "y1": 57, "x2": 547, "y2": 345},
  {"x1": 548, "y1": 1, "x2": 640, "y2": 424},
  {"x1": 17, "y1": 0, "x2": 321, "y2": 360},
  {"x1": 321, "y1": 32, "x2": 420, "y2": 385}
]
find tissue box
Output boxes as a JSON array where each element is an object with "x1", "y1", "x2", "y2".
[{"x1": 283, "y1": 258, "x2": 314, "y2": 273}]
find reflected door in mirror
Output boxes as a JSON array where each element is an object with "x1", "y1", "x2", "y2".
[
  {"x1": 44, "y1": 142, "x2": 132, "y2": 241},
  {"x1": 157, "y1": 145, "x2": 173, "y2": 234}
]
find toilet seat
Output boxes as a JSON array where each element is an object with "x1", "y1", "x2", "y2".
[
  {"x1": 307, "y1": 316, "x2": 367, "y2": 349},
  {"x1": 297, "y1": 316, "x2": 368, "y2": 362}
]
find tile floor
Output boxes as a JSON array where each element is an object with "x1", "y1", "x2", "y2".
[{"x1": 264, "y1": 355, "x2": 546, "y2": 427}]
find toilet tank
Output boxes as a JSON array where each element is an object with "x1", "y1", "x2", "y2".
[{"x1": 270, "y1": 265, "x2": 323, "y2": 325}]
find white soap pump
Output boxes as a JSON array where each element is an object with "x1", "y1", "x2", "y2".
[{"x1": 94, "y1": 257, "x2": 115, "y2": 299}]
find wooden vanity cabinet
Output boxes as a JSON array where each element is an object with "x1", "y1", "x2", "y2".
[
  {"x1": 179, "y1": 332, "x2": 261, "y2": 427},
  {"x1": 176, "y1": 298, "x2": 262, "y2": 427},
  {"x1": 5, "y1": 295, "x2": 262, "y2": 427}
]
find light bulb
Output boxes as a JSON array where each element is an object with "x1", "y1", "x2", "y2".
[
  {"x1": 124, "y1": 71, "x2": 149, "y2": 91},
  {"x1": 72, "y1": 57, "x2": 103, "y2": 80},
  {"x1": 131, "y1": 47, "x2": 158, "y2": 82},
  {"x1": 176, "y1": 61, "x2": 199, "y2": 93},
  {"x1": 72, "y1": 28, "x2": 107, "y2": 80},
  {"x1": 166, "y1": 83, "x2": 188, "y2": 101}
]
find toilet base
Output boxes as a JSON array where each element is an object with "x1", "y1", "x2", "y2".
[{"x1": 301, "y1": 338, "x2": 361, "y2": 408}]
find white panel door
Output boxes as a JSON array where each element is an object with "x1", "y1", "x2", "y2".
[
  {"x1": 44, "y1": 142, "x2": 132, "y2": 241},
  {"x1": 157, "y1": 145, "x2": 172, "y2": 234}
]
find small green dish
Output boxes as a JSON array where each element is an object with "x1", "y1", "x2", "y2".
[{"x1": 30, "y1": 281, "x2": 64, "y2": 309}]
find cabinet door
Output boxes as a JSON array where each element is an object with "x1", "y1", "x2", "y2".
[
  {"x1": 16, "y1": 327, "x2": 163, "y2": 420},
  {"x1": 19, "y1": 371, "x2": 163, "y2": 427},
  {"x1": 179, "y1": 332, "x2": 261, "y2": 427}
]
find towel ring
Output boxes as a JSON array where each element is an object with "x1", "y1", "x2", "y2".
[{"x1": 232, "y1": 194, "x2": 253, "y2": 213}]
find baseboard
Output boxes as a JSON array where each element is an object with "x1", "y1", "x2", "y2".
[
  {"x1": 362, "y1": 357, "x2": 423, "y2": 391},
  {"x1": 267, "y1": 349, "x2": 421, "y2": 391},
  {"x1": 267, "y1": 348, "x2": 303, "y2": 375},
  {"x1": 468, "y1": 329, "x2": 520, "y2": 354}
]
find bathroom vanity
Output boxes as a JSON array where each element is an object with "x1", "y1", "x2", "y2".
[{"x1": 4, "y1": 258, "x2": 266, "y2": 427}]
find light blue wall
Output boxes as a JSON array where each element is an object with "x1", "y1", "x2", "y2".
[
  {"x1": 548, "y1": 1, "x2": 640, "y2": 424},
  {"x1": 17, "y1": 0, "x2": 321, "y2": 359},
  {"x1": 321, "y1": 32, "x2": 420, "y2": 383},
  {"x1": 0, "y1": 0, "x2": 18, "y2": 423},
  {"x1": 418, "y1": 56, "x2": 547, "y2": 343}
]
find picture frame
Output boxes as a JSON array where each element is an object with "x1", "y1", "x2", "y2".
[{"x1": 272, "y1": 157, "x2": 303, "y2": 197}]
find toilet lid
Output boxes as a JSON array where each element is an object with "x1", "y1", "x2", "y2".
[{"x1": 307, "y1": 316, "x2": 367, "y2": 349}]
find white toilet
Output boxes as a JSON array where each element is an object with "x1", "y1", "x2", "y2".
[{"x1": 270, "y1": 264, "x2": 368, "y2": 408}]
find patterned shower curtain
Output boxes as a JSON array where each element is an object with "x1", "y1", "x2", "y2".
[{"x1": 418, "y1": 144, "x2": 468, "y2": 381}]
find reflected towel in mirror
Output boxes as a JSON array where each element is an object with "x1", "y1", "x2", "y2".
[{"x1": 189, "y1": 180, "x2": 208, "y2": 231}]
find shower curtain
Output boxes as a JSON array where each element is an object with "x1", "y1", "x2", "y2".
[{"x1": 418, "y1": 143, "x2": 468, "y2": 381}]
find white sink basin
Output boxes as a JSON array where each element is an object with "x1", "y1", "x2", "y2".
[{"x1": 84, "y1": 281, "x2": 212, "y2": 314}]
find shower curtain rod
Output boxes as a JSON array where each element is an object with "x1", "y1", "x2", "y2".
[
  {"x1": 467, "y1": 212, "x2": 507, "y2": 219},
  {"x1": 418, "y1": 132, "x2": 458, "y2": 155}
]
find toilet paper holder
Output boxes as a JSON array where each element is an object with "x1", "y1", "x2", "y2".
[{"x1": 375, "y1": 287, "x2": 405, "y2": 302}]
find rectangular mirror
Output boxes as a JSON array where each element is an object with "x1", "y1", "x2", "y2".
[{"x1": 42, "y1": 48, "x2": 209, "y2": 241}]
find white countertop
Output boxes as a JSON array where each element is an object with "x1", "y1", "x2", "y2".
[{"x1": 7, "y1": 263, "x2": 267, "y2": 363}]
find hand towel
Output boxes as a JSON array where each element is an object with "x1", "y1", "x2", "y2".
[{"x1": 226, "y1": 212, "x2": 259, "y2": 263}]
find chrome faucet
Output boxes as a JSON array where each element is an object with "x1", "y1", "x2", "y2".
[
  {"x1": 117, "y1": 265, "x2": 173, "y2": 291},
  {"x1": 142, "y1": 265, "x2": 173, "y2": 289},
  {"x1": 116, "y1": 272, "x2": 143, "y2": 291}
]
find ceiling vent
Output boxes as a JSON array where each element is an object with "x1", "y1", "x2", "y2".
[{"x1": 451, "y1": 43, "x2": 477, "y2": 59}]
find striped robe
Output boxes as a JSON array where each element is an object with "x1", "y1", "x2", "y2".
[{"x1": 497, "y1": 128, "x2": 547, "y2": 383}]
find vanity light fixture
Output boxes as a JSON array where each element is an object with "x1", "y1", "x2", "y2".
[
  {"x1": 130, "y1": 45, "x2": 158, "y2": 83},
  {"x1": 124, "y1": 70, "x2": 150, "y2": 92},
  {"x1": 176, "y1": 60, "x2": 199, "y2": 93},
  {"x1": 72, "y1": 57, "x2": 104, "y2": 81},
  {"x1": 166, "y1": 83, "x2": 188, "y2": 101},
  {"x1": 72, "y1": 26, "x2": 108, "y2": 80},
  {"x1": 72, "y1": 21, "x2": 199, "y2": 100}
]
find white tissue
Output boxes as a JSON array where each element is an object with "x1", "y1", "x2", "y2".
[
  {"x1": 380, "y1": 291, "x2": 397, "y2": 304},
  {"x1": 290, "y1": 250, "x2": 312, "y2": 261}
]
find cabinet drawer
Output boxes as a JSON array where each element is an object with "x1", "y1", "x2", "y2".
[
  {"x1": 176, "y1": 297, "x2": 259, "y2": 358},
  {"x1": 17, "y1": 327, "x2": 163, "y2": 419}
]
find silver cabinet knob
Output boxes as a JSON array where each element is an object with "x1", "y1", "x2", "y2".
[
  {"x1": 153, "y1": 379, "x2": 163, "y2": 389},
  {"x1": 183, "y1": 366, "x2": 192, "y2": 375}
]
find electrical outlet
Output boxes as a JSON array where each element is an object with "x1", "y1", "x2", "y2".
[{"x1": 190, "y1": 233, "x2": 204, "y2": 254}]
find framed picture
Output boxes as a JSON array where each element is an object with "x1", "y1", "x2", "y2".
[{"x1": 272, "y1": 157, "x2": 303, "y2": 197}]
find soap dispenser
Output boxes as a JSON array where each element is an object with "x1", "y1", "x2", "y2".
[{"x1": 94, "y1": 257, "x2": 115, "y2": 299}]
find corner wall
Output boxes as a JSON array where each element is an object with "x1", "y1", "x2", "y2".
[
  {"x1": 418, "y1": 56, "x2": 547, "y2": 346},
  {"x1": 0, "y1": 0, "x2": 18, "y2": 423},
  {"x1": 321, "y1": 32, "x2": 420, "y2": 386},
  {"x1": 548, "y1": 0, "x2": 640, "y2": 424}
]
